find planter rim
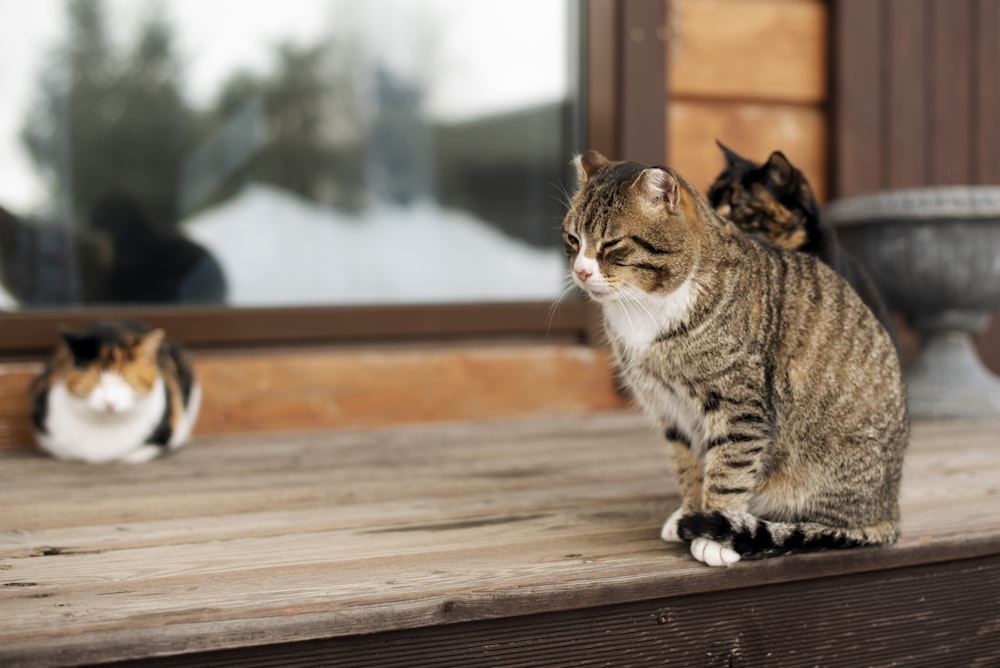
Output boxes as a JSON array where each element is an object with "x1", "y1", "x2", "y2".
[{"x1": 825, "y1": 186, "x2": 1000, "y2": 227}]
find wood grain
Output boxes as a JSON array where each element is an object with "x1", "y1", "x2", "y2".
[
  {"x1": 1, "y1": 413, "x2": 998, "y2": 666},
  {"x1": 668, "y1": 0, "x2": 828, "y2": 104}
]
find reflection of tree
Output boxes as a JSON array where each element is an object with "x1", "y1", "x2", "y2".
[
  {"x1": 22, "y1": 0, "x2": 191, "y2": 230},
  {"x1": 203, "y1": 43, "x2": 365, "y2": 212},
  {"x1": 20, "y1": 0, "x2": 370, "y2": 225}
]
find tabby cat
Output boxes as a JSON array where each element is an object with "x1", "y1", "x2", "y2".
[
  {"x1": 706, "y1": 141, "x2": 894, "y2": 339},
  {"x1": 30, "y1": 320, "x2": 201, "y2": 464},
  {"x1": 563, "y1": 150, "x2": 908, "y2": 567}
]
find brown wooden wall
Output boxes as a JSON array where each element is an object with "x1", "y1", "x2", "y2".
[
  {"x1": 833, "y1": 0, "x2": 1000, "y2": 195},
  {"x1": 833, "y1": 0, "x2": 1000, "y2": 370}
]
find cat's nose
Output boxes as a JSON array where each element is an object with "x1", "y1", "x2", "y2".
[{"x1": 575, "y1": 268, "x2": 592, "y2": 282}]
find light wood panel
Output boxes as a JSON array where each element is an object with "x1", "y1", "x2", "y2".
[
  {"x1": 0, "y1": 344, "x2": 626, "y2": 450},
  {"x1": 668, "y1": 0, "x2": 828, "y2": 104},
  {"x1": 668, "y1": 99, "x2": 827, "y2": 200},
  {"x1": 0, "y1": 413, "x2": 998, "y2": 665}
]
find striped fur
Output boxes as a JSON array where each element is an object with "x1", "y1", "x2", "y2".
[{"x1": 563, "y1": 150, "x2": 908, "y2": 566}]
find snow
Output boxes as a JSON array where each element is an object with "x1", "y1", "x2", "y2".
[
  {"x1": 0, "y1": 280, "x2": 15, "y2": 308},
  {"x1": 183, "y1": 184, "x2": 567, "y2": 306}
]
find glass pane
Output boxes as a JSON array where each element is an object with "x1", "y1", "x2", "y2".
[{"x1": 0, "y1": 0, "x2": 579, "y2": 309}]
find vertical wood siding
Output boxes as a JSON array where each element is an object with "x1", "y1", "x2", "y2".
[{"x1": 833, "y1": 0, "x2": 1000, "y2": 194}]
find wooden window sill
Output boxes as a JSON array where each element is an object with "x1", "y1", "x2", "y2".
[{"x1": 0, "y1": 341, "x2": 624, "y2": 449}]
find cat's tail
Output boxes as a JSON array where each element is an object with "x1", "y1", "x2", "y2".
[{"x1": 677, "y1": 510, "x2": 899, "y2": 561}]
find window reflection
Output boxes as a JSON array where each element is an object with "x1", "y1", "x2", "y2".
[{"x1": 0, "y1": 0, "x2": 579, "y2": 308}]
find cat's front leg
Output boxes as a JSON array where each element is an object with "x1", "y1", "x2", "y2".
[
  {"x1": 699, "y1": 429, "x2": 768, "y2": 513},
  {"x1": 661, "y1": 427, "x2": 703, "y2": 543},
  {"x1": 683, "y1": 426, "x2": 770, "y2": 566}
]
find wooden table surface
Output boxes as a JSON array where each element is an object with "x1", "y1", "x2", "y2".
[{"x1": 1, "y1": 413, "x2": 999, "y2": 666}]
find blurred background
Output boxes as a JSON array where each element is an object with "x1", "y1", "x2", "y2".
[{"x1": 0, "y1": 0, "x2": 996, "y2": 373}]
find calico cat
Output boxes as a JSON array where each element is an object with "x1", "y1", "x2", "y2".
[
  {"x1": 706, "y1": 141, "x2": 894, "y2": 339},
  {"x1": 563, "y1": 150, "x2": 908, "y2": 567},
  {"x1": 29, "y1": 320, "x2": 201, "y2": 464}
]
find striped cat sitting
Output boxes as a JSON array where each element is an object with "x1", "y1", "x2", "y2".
[
  {"x1": 562, "y1": 150, "x2": 908, "y2": 567},
  {"x1": 29, "y1": 320, "x2": 201, "y2": 463}
]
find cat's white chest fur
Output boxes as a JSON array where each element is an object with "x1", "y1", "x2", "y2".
[
  {"x1": 37, "y1": 375, "x2": 168, "y2": 464},
  {"x1": 601, "y1": 270, "x2": 699, "y2": 356},
  {"x1": 603, "y1": 271, "x2": 708, "y2": 445}
]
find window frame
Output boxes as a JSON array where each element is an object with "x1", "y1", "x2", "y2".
[{"x1": 0, "y1": 0, "x2": 665, "y2": 358}]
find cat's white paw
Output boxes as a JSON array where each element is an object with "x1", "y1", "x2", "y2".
[
  {"x1": 119, "y1": 444, "x2": 163, "y2": 464},
  {"x1": 660, "y1": 507, "x2": 685, "y2": 543},
  {"x1": 690, "y1": 538, "x2": 741, "y2": 567}
]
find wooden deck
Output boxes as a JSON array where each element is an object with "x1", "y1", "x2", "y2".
[{"x1": 1, "y1": 412, "x2": 999, "y2": 667}]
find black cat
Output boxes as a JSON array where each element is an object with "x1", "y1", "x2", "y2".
[
  {"x1": 707, "y1": 141, "x2": 895, "y2": 342},
  {"x1": 0, "y1": 194, "x2": 226, "y2": 307}
]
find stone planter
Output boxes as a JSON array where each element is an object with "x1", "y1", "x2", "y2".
[{"x1": 825, "y1": 186, "x2": 1000, "y2": 418}]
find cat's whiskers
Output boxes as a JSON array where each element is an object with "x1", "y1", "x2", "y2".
[
  {"x1": 549, "y1": 180, "x2": 574, "y2": 211},
  {"x1": 616, "y1": 281, "x2": 661, "y2": 332},
  {"x1": 546, "y1": 279, "x2": 579, "y2": 332},
  {"x1": 603, "y1": 279, "x2": 640, "y2": 333}
]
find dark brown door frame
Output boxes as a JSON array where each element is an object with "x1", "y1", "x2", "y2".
[{"x1": 586, "y1": 0, "x2": 667, "y2": 164}]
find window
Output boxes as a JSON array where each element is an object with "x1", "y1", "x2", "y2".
[{"x1": 1, "y1": 0, "x2": 606, "y2": 353}]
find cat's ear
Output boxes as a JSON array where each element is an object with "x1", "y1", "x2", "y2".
[
  {"x1": 57, "y1": 326, "x2": 76, "y2": 348},
  {"x1": 59, "y1": 326, "x2": 100, "y2": 362},
  {"x1": 634, "y1": 168, "x2": 680, "y2": 211},
  {"x1": 136, "y1": 329, "x2": 165, "y2": 360},
  {"x1": 716, "y1": 140, "x2": 749, "y2": 168},
  {"x1": 763, "y1": 151, "x2": 795, "y2": 188},
  {"x1": 58, "y1": 327, "x2": 80, "y2": 353},
  {"x1": 575, "y1": 150, "x2": 611, "y2": 183}
]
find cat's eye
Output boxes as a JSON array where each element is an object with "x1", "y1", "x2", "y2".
[
  {"x1": 565, "y1": 233, "x2": 580, "y2": 248},
  {"x1": 601, "y1": 238, "x2": 624, "y2": 252}
]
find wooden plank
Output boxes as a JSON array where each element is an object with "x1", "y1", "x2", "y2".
[
  {"x1": 0, "y1": 344, "x2": 626, "y2": 450},
  {"x1": 928, "y1": 0, "x2": 974, "y2": 185},
  {"x1": 668, "y1": 0, "x2": 828, "y2": 104},
  {"x1": 975, "y1": 0, "x2": 1000, "y2": 184},
  {"x1": 109, "y1": 557, "x2": 1000, "y2": 668},
  {"x1": 886, "y1": 0, "x2": 929, "y2": 189},
  {"x1": 668, "y1": 99, "x2": 827, "y2": 201},
  {"x1": 832, "y1": 0, "x2": 884, "y2": 197},
  {"x1": 0, "y1": 363, "x2": 38, "y2": 449},
  {"x1": 1, "y1": 414, "x2": 999, "y2": 665},
  {"x1": 197, "y1": 345, "x2": 624, "y2": 435}
]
